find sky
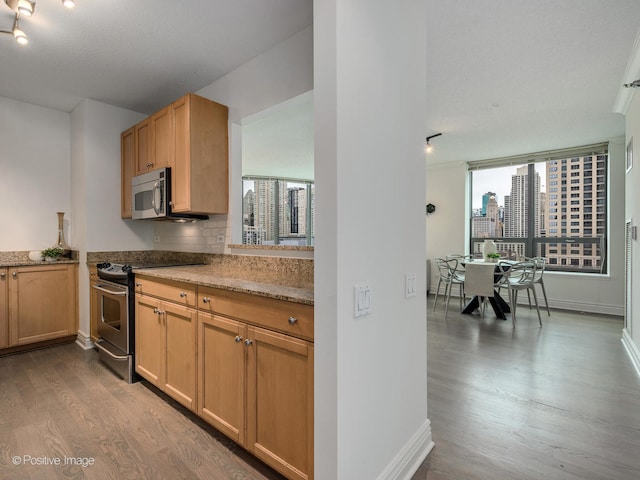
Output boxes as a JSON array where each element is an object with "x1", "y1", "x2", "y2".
[{"x1": 471, "y1": 164, "x2": 546, "y2": 209}]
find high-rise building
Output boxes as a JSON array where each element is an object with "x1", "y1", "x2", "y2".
[
  {"x1": 482, "y1": 191, "x2": 497, "y2": 216},
  {"x1": 544, "y1": 155, "x2": 606, "y2": 270},
  {"x1": 503, "y1": 166, "x2": 541, "y2": 238}
]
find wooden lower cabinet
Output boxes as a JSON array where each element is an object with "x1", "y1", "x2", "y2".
[
  {"x1": 7, "y1": 264, "x2": 77, "y2": 346},
  {"x1": 135, "y1": 293, "x2": 197, "y2": 411},
  {"x1": 0, "y1": 268, "x2": 7, "y2": 349},
  {"x1": 198, "y1": 312, "x2": 246, "y2": 444},
  {"x1": 246, "y1": 326, "x2": 314, "y2": 480},
  {"x1": 198, "y1": 311, "x2": 313, "y2": 480}
]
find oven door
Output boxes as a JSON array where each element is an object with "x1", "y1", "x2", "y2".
[{"x1": 93, "y1": 280, "x2": 129, "y2": 353}]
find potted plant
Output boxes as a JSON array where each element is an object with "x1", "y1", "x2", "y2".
[
  {"x1": 487, "y1": 252, "x2": 501, "y2": 263},
  {"x1": 41, "y1": 247, "x2": 64, "y2": 262}
]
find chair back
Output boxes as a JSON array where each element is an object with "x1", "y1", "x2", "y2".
[
  {"x1": 504, "y1": 261, "x2": 537, "y2": 286},
  {"x1": 435, "y1": 257, "x2": 458, "y2": 281},
  {"x1": 528, "y1": 257, "x2": 546, "y2": 282}
]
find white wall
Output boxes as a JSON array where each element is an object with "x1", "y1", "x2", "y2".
[
  {"x1": 0, "y1": 96, "x2": 71, "y2": 251},
  {"x1": 623, "y1": 91, "x2": 640, "y2": 372},
  {"x1": 70, "y1": 99, "x2": 152, "y2": 342},
  {"x1": 315, "y1": 1, "x2": 431, "y2": 479},
  {"x1": 426, "y1": 140, "x2": 626, "y2": 316}
]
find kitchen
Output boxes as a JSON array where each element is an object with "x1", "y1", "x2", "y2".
[{"x1": 0, "y1": 21, "x2": 318, "y2": 480}]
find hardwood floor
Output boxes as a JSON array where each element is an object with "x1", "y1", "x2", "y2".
[
  {"x1": 2, "y1": 301, "x2": 639, "y2": 480},
  {"x1": 0, "y1": 345, "x2": 285, "y2": 480},
  {"x1": 413, "y1": 295, "x2": 640, "y2": 480}
]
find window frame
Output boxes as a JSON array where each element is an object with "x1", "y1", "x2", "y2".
[{"x1": 468, "y1": 143, "x2": 608, "y2": 275}]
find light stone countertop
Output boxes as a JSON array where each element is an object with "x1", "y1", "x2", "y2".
[{"x1": 133, "y1": 264, "x2": 314, "y2": 305}]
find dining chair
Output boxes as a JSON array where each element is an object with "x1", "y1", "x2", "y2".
[
  {"x1": 525, "y1": 256, "x2": 551, "y2": 316},
  {"x1": 433, "y1": 258, "x2": 465, "y2": 318},
  {"x1": 496, "y1": 261, "x2": 543, "y2": 328}
]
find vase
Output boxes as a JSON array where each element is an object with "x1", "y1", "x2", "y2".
[
  {"x1": 55, "y1": 211, "x2": 70, "y2": 256},
  {"x1": 482, "y1": 239, "x2": 497, "y2": 262}
]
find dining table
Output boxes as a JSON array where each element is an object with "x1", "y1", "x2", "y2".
[{"x1": 460, "y1": 260, "x2": 511, "y2": 320}]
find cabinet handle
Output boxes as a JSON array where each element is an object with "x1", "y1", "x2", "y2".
[
  {"x1": 288, "y1": 316, "x2": 297, "y2": 325},
  {"x1": 202, "y1": 297, "x2": 210, "y2": 303},
  {"x1": 12, "y1": 271, "x2": 17, "y2": 277},
  {"x1": 0, "y1": 272, "x2": 5, "y2": 278},
  {"x1": 244, "y1": 339, "x2": 253, "y2": 347},
  {"x1": 136, "y1": 282, "x2": 142, "y2": 287},
  {"x1": 179, "y1": 292, "x2": 186, "y2": 298},
  {"x1": 234, "y1": 335, "x2": 243, "y2": 343},
  {"x1": 153, "y1": 307, "x2": 159, "y2": 314}
]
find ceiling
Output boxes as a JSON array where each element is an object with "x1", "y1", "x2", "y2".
[
  {"x1": 2, "y1": 1, "x2": 640, "y2": 172},
  {"x1": 425, "y1": 0, "x2": 640, "y2": 165},
  {"x1": 0, "y1": 0, "x2": 313, "y2": 114}
]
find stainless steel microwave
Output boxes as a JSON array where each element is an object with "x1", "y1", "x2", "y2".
[{"x1": 131, "y1": 167, "x2": 207, "y2": 221}]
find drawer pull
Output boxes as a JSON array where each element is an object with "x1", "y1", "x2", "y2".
[
  {"x1": 288, "y1": 316, "x2": 298, "y2": 325},
  {"x1": 202, "y1": 297, "x2": 211, "y2": 304},
  {"x1": 179, "y1": 292, "x2": 187, "y2": 298},
  {"x1": 244, "y1": 339, "x2": 253, "y2": 347},
  {"x1": 136, "y1": 282, "x2": 142, "y2": 287},
  {"x1": 235, "y1": 335, "x2": 243, "y2": 343}
]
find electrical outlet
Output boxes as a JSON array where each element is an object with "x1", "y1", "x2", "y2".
[
  {"x1": 217, "y1": 234, "x2": 225, "y2": 244},
  {"x1": 154, "y1": 236, "x2": 160, "y2": 242}
]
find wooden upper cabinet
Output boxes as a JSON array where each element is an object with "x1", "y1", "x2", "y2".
[
  {"x1": 172, "y1": 93, "x2": 229, "y2": 214},
  {"x1": 121, "y1": 126, "x2": 135, "y2": 218},
  {"x1": 134, "y1": 118, "x2": 151, "y2": 175},
  {"x1": 150, "y1": 105, "x2": 174, "y2": 172},
  {"x1": 122, "y1": 93, "x2": 229, "y2": 217}
]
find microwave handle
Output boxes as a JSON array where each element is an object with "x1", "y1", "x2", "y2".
[{"x1": 152, "y1": 181, "x2": 161, "y2": 215}]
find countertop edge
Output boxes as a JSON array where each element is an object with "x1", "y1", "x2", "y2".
[{"x1": 134, "y1": 267, "x2": 314, "y2": 306}]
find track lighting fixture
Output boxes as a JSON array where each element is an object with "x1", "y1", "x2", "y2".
[
  {"x1": 425, "y1": 133, "x2": 442, "y2": 153},
  {"x1": 1, "y1": 0, "x2": 78, "y2": 45}
]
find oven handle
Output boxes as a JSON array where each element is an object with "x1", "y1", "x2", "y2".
[
  {"x1": 92, "y1": 284, "x2": 128, "y2": 296},
  {"x1": 95, "y1": 340, "x2": 129, "y2": 360}
]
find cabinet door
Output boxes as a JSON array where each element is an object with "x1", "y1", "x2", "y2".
[
  {"x1": 246, "y1": 326, "x2": 314, "y2": 480},
  {"x1": 135, "y1": 295, "x2": 164, "y2": 387},
  {"x1": 198, "y1": 312, "x2": 246, "y2": 444},
  {"x1": 171, "y1": 95, "x2": 190, "y2": 212},
  {"x1": 150, "y1": 105, "x2": 174, "y2": 171},
  {"x1": 134, "y1": 118, "x2": 150, "y2": 174},
  {"x1": 0, "y1": 269, "x2": 7, "y2": 349},
  {"x1": 8, "y1": 264, "x2": 77, "y2": 346},
  {"x1": 164, "y1": 302, "x2": 197, "y2": 411},
  {"x1": 121, "y1": 126, "x2": 135, "y2": 218}
]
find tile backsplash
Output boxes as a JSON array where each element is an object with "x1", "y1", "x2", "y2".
[{"x1": 153, "y1": 215, "x2": 230, "y2": 254}]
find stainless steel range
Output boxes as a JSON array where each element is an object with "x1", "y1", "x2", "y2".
[{"x1": 94, "y1": 263, "x2": 137, "y2": 383}]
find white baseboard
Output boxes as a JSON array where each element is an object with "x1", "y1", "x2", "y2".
[
  {"x1": 75, "y1": 330, "x2": 94, "y2": 350},
  {"x1": 622, "y1": 329, "x2": 640, "y2": 378},
  {"x1": 376, "y1": 419, "x2": 434, "y2": 480}
]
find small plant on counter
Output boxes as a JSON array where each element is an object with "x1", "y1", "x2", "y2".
[{"x1": 41, "y1": 247, "x2": 64, "y2": 260}]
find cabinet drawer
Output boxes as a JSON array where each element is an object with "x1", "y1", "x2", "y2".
[
  {"x1": 135, "y1": 275, "x2": 196, "y2": 307},
  {"x1": 198, "y1": 287, "x2": 313, "y2": 342}
]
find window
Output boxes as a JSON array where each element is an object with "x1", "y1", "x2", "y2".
[
  {"x1": 242, "y1": 177, "x2": 315, "y2": 246},
  {"x1": 469, "y1": 147, "x2": 608, "y2": 273}
]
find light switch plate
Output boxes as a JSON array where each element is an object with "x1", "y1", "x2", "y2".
[
  {"x1": 354, "y1": 284, "x2": 372, "y2": 318},
  {"x1": 405, "y1": 272, "x2": 417, "y2": 298}
]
